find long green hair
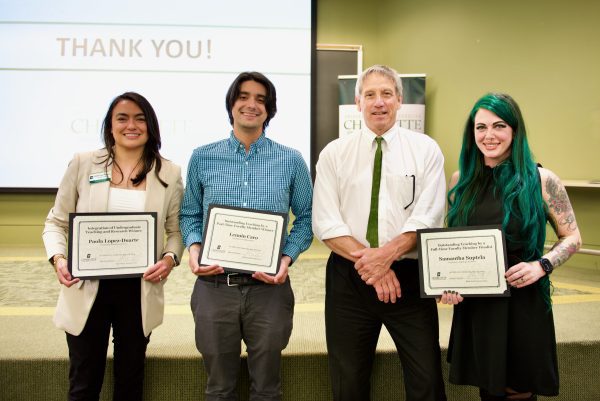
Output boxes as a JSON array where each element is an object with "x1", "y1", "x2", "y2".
[{"x1": 447, "y1": 93, "x2": 551, "y2": 306}]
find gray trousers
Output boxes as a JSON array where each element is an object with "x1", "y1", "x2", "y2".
[{"x1": 190, "y1": 276, "x2": 295, "y2": 401}]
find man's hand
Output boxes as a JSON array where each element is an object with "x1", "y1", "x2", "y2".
[
  {"x1": 188, "y1": 243, "x2": 224, "y2": 276},
  {"x1": 372, "y1": 270, "x2": 401, "y2": 303},
  {"x1": 351, "y1": 244, "x2": 398, "y2": 284},
  {"x1": 351, "y1": 232, "x2": 416, "y2": 285},
  {"x1": 253, "y1": 255, "x2": 291, "y2": 284}
]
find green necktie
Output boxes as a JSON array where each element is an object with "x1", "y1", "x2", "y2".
[{"x1": 366, "y1": 136, "x2": 383, "y2": 248}]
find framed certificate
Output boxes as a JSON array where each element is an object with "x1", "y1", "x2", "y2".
[
  {"x1": 68, "y1": 212, "x2": 157, "y2": 279},
  {"x1": 200, "y1": 204, "x2": 287, "y2": 275},
  {"x1": 417, "y1": 225, "x2": 509, "y2": 297}
]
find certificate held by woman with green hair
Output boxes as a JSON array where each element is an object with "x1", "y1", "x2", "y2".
[{"x1": 417, "y1": 225, "x2": 510, "y2": 297}]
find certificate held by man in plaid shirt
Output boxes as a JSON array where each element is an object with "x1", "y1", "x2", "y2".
[{"x1": 179, "y1": 71, "x2": 313, "y2": 401}]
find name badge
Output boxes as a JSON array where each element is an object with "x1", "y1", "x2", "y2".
[{"x1": 89, "y1": 172, "x2": 111, "y2": 184}]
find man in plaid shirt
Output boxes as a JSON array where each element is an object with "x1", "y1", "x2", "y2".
[{"x1": 180, "y1": 71, "x2": 313, "y2": 401}]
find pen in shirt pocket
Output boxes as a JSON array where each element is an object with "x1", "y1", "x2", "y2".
[{"x1": 404, "y1": 174, "x2": 415, "y2": 209}]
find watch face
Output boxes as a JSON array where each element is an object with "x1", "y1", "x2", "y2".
[{"x1": 540, "y1": 258, "x2": 553, "y2": 273}]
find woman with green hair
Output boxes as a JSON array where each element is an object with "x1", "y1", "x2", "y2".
[{"x1": 441, "y1": 93, "x2": 582, "y2": 400}]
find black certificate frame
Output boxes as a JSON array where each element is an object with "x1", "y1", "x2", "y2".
[
  {"x1": 200, "y1": 204, "x2": 288, "y2": 275},
  {"x1": 68, "y1": 212, "x2": 157, "y2": 280},
  {"x1": 416, "y1": 225, "x2": 510, "y2": 298}
]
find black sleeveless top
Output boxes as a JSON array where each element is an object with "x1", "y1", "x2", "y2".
[{"x1": 447, "y1": 166, "x2": 559, "y2": 396}]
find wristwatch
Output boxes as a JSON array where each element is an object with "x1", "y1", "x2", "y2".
[
  {"x1": 163, "y1": 252, "x2": 180, "y2": 267},
  {"x1": 51, "y1": 254, "x2": 66, "y2": 272},
  {"x1": 538, "y1": 257, "x2": 554, "y2": 275}
]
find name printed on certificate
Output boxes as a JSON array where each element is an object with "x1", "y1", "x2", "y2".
[
  {"x1": 417, "y1": 226, "x2": 509, "y2": 297},
  {"x1": 200, "y1": 204, "x2": 287, "y2": 275},
  {"x1": 68, "y1": 212, "x2": 157, "y2": 280}
]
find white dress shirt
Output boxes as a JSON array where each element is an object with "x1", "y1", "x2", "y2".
[{"x1": 312, "y1": 125, "x2": 446, "y2": 259}]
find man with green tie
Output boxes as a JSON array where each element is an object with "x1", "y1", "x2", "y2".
[{"x1": 312, "y1": 64, "x2": 447, "y2": 401}]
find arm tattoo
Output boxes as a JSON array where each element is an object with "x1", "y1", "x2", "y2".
[
  {"x1": 546, "y1": 176, "x2": 578, "y2": 231},
  {"x1": 550, "y1": 238, "x2": 580, "y2": 267}
]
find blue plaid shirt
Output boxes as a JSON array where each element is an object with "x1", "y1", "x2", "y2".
[{"x1": 180, "y1": 132, "x2": 313, "y2": 261}]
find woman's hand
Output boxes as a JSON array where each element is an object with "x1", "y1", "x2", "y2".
[
  {"x1": 143, "y1": 255, "x2": 175, "y2": 283},
  {"x1": 437, "y1": 291, "x2": 464, "y2": 305},
  {"x1": 505, "y1": 261, "x2": 545, "y2": 288},
  {"x1": 55, "y1": 256, "x2": 80, "y2": 287}
]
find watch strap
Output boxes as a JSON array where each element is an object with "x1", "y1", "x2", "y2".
[{"x1": 163, "y1": 252, "x2": 180, "y2": 267}]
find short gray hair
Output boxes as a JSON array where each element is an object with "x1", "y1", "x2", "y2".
[{"x1": 355, "y1": 64, "x2": 403, "y2": 98}]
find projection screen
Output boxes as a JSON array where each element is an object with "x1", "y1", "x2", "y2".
[{"x1": 0, "y1": 0, "x2": 312, "y2": 190}]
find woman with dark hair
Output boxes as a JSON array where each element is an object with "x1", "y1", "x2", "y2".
[
  {"x1": 43, "y1": 92, "x2": 183, "y2": 401},
  {"x1": 441, "y1": 93, "x2": 582, "y2": 400}
]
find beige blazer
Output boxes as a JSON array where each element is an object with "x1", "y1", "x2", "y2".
[{"x1": 43, "y1": 150, "x2": 183, "y2": 336}]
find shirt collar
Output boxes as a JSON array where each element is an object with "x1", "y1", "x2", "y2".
[
  {"x1": 363, "y1": 125, "x2": 398, "y2": 148},
  {"x1": 228, "y1": 131, "x2": 268, "y2": 153}
]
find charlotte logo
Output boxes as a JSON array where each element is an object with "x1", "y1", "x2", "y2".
[
  {"x1": 432, "y1": 271, "x2": 445, "y2": 281},
  {"x1": 82, "y1": 253, "x2": 97, "y2": 263},
  {"x1": 211, "y1": 244, "x2": 225, "y2": 254}
]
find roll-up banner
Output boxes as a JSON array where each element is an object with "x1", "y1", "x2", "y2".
[{"x1": 338, "y1": 74, "x2": 426, "y2": 137}]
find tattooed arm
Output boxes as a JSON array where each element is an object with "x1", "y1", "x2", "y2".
[
  {"x1": 506, "y1": 168, "x2": 581, "y2": 288},
  {"x1": 540, "y1": 167, "x2": 582, "y2": 268}
]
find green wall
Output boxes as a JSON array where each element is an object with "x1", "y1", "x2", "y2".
[
  {"x1": 0, "y1": 193, "x2": 54, "y2": 246},
  {"x1": 317, "y1": 0, "x2": 600, "y2": 266},
  {"x1": 1, "y1": 0, "x2": 598, "y2": 266},
  {"x1": 318, "y1": 0, "x2": 600, "y2": 180}
]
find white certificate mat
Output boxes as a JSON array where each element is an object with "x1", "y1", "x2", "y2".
[
  {"x1": 417, "y1": 226, "x2": 509, "y2": 297},
  {"x1": 68, "y1": 212, "x2": 157, "y2": 279},
  {"x1": 200, "y1": 204, "x2": 287, "y2": 275}
]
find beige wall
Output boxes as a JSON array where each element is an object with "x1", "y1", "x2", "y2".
[{"x1": 1, "y1": 0, "x2": 599, "y2": 268}]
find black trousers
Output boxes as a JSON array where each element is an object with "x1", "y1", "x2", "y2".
[
  {"x1": 65, "y1": 278, "x2": 150, "y2": 401},
  {"x1": 325, "y1": 253, "x2": 446, "y2": 401}
]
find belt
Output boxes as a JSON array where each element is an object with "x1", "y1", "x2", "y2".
[{"x1": 197, "y1": 273, "x2": 265, "y2": 287}]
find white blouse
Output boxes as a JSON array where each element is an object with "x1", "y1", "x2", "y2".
[{"x1": 108, "y1": 187, "x2": 146, "y2": 212}]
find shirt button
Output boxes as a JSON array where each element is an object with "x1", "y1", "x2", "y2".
[
  {"x1": 243, "y1": 202, "x2": 247, "y2": 207},
  {"x1": 244, "y1": 182, "x2": 248, "y2": 186}
]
